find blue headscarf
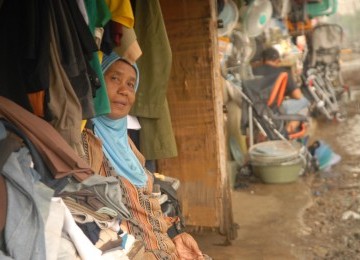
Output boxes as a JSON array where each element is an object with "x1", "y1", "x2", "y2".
[{"x1": 92, "y1": 52, "x2": 147, "y2": 187}]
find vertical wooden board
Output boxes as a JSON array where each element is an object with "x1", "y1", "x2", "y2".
[
  {"x1": 159, "y1": 0, "x2": 227, "y2": 227},
  {"x1": 207, "y1": 0, "x2": 229, "y2": 233},
  {"x1": 158, "y1": 128, "x2": 219, "y2": 226},
  {"x1": 159, "y1": 0, "x2": 211, "y2": 21}
]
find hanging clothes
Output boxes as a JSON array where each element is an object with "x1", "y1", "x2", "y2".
[
  {"x1": 27, "y1": 91, "x2": 46, "y2": 117},
  {"x1": 131, "y1": 0, "x2": 171, "y2": 118},
  {"x1": 100, "y1": 0, "x2": 134, "y2": 55},
  {"x1": 104, "y1": 0, "x2": 135, "y2": 28},
  {"x1": 130, "y1": 0, "x2": 178, "y2": 159},
  {"x1": 113, "y1": 27, "x2": 142, "y2": 65},
  {"x1": 0, "y1": 0, "x2": 50, "y2": 112},
  {"x1": 49, "y1": 0, "x2": 99, "y2": 120},
  {"x1": 84, "y1": 0, "x2": 112, "y2": 116},
  {"x1": 139, "y1": 99, "x2": 178, "y2": 160},
  {"x1": 100, "y1": 0, "x2": 135, "y2": 55},
  {"x1": 47, "y1": 9, "x2": 85, "y2": 157},
  {"x1": 76, "y1": 0, "x2": 89, "y2": 25}
]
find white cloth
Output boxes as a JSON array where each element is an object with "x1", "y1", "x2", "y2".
[
  {"x1": 59, "y1": 197, "x2": 103, "y2": 260},
  {"x1": 46, "y1": 197, "x2": 129, "y2": 259},
  {"x1": 127, "y1": 115, "x2": 141, "y2": 130},
  {"x1": 45, "y1": 198, "x2": 66, "y2": 260},
  {"x1": 76, "y1": 0, "x2": 89, "y2": 25}
]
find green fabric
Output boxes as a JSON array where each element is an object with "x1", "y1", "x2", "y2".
[
  {"x1": 91, "y1": 54, "x2": 111, "y2": 116},
  {"x1": 131, "y1": 0, "x2": 178, "y2": 159},
  {"x1": 139, "y1": 99, "x2": 178, "y2": 160},
  {"x1": 84, "y1": 0, "x2": 111, "y2": 33},
  {"x1": 131, "y1": 0, "x2": 172, "y2": 118},
  {"x1": 84, "y1": 0, "x2": 112, "y2": 116}
]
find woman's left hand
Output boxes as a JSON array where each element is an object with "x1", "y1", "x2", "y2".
[{"x1": 172, "y1": 232, "x2": 204, "y2": 260}]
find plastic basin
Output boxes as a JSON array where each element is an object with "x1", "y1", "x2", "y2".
[
  {"x1": 249, "y1": 140, "x2": 306, "y2": 184},
  {"x1": 251, "y1": 157, "x2": 303, "y2": 184}
]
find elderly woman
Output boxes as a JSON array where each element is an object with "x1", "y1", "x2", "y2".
[{"x1": 81, "y1": 52, "x2": 206, "y2": 260}]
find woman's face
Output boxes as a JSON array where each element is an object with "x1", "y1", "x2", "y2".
[{"x1": 104, "y1": 60, "x2": 137, "y2": 120}]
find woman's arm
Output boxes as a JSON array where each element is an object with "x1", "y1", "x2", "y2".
[{"x1": 290, "y1": 88, "x2": 303, "y2": 99}]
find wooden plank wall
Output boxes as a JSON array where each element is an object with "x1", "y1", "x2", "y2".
[{"x1": 158, "y1": 0, "x2": 228, "y2": 228}]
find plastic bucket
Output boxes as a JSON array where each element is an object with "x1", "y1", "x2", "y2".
[
  {"x1": 251, "y1": 156, "x2": 304, "y2": 184},
  {"x1": 249, "y1": 140, "x2": 306, "y2": 184}
]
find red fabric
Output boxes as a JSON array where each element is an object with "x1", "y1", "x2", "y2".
[{"x1": 110, "y1": 21, "x2": 123, "y2": 46}]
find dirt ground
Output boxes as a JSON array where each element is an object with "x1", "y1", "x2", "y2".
[
  {"x1": 296, "y1": 103, "x2": 360, "y2": 259},
  {"x1": 301, "y1": 53, "x2": 360, "y2": 259},
  {"x1": 191, "y1": 54, "x2": 360, "y2": 259}
]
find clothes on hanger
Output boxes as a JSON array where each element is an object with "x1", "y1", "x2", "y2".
[
  {"x1": 0, "y1": 0, "x2": 50, "y2": 112},
  {"x1": 130, "y1": 0, "x2": 178, "y2": 160}
]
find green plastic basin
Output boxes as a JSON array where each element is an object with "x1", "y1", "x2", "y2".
[{"x1": 251, "y1": 157, "x2": 303, "y2": 184}]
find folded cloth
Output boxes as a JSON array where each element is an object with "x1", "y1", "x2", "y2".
[
  {"x1": 97, "y1": 207, "x2": 118, "y2": 218},
  {"x1": 0, "y1": 96, "x2": 93, "y2": 181},
  {"x1": 54, "y1": 199, "x2": 128, "y2": 260},
  {"x1": 60, "y1": 187, "x2": 121, "y2": 218},
  {"x1": 61, "y1": 189, "x2": 108, "y2": 212},
  {"x1": 56, "y1": 197, "x2": 104, "y2": 260},
  {"x1": 62, "y1": 197, "x2": 111, "y2": 222},
  {"x1": 61, "y1": 175, "x2": 131, "y2": 220},
  {"x1": 64, "y1": 198, "x2": 120, "y2": 231}
]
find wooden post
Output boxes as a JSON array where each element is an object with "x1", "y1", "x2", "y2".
[{"x1": 158, "y1": 0, "x2": 230, "y2": 229}]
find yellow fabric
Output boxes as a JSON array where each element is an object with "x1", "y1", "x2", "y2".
[
  {"x1": 153, "y1": 173, "x2": 165, "y2": 180},
  {"x1": 81, "y1": 120, "x2": 87, "y2": 132},
  {"x1": 98, "y1": 51, "x2": 104, "y2": 63},
  {"x1": 104, "y1": 0, "x2": 134, "y2": 28}
]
